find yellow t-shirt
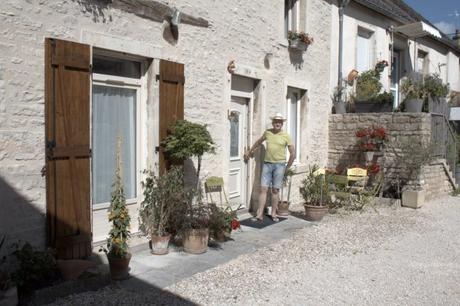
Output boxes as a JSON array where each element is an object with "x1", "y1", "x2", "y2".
[{"x1": 263, "y1": 130, "x2": 292, "y2": 163}]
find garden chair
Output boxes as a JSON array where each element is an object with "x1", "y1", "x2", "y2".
[
  {"x1": 205, "y1": 176, "x2": 229, "y2": 206},
  {"x1": 346, "y1": 167, "x2": 368, "y2": 193}
]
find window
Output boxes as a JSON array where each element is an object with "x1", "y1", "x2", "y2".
[
  {"x1": 417, "y1": 50, "x2": 428, "y2": 75},
  {"x1": 286, "y1": 87, "x2": 302, "y2": 162},
  {"x1": 356, "y1": 28, "x2": 373, "y2": 72},
  {"x1": 92, "y1": 55, "x2": 142, "y2": 208},
  {"x1": 284, "y1": 0, "x2": 300, "y2": 38}
]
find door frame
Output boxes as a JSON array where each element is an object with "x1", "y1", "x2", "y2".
[{"x1": 229, "y1": 90, "x2": 253, "y2": 208}]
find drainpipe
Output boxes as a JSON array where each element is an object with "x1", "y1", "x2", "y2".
[{"x1": 338, "y1": 0, "x2": 350, "y2": 99}]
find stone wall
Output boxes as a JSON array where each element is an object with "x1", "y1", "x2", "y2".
[
  {"x1": 328, "y1": 113, "x2": 454, "y2": 197},
  {"x1": 0, "y1": 0, "x2": 333, "y2": 247}
]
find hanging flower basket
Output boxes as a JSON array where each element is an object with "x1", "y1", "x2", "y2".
[
  {"x1": 288, "y1": 39, "x2": 308, "y2": 51},
  {"x1": 287, "y1": 31, "x2": 313, "y2": 52}
]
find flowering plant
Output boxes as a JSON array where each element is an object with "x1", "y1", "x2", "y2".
[
  {"x1": 287, "y1": 31, "x2": 314, "y2": 45},
  {"x1": 356, "y1": 126, "x2": 388, "y2": 152},
  {"x1": 375, "y1": 60, "x2": 389, "y2": 73},
  {"x1": 209, "y1": 204, "x2": 241, "y2": 235},
  {"x1": 367, "y1": 163, "x2": 381, "y2": 174}
]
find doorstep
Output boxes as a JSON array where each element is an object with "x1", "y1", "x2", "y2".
[{"x1": 120, "y1": 212, "x2": 313, "y2": 291}]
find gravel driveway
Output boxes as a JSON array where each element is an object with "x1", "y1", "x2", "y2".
[{"x1": 47, "y1": 196, "x2": 460, "y2": 305}]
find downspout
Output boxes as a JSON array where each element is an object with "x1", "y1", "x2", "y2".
[{"x1": 338, "y1": 0, "x2": 350, "y2": 102}]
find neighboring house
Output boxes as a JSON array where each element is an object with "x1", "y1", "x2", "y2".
[
  {"x1": 330, "y1": 0, "x2": 460, "y2": 108},
  {"x1": 0, "y1": 0, "x2": 334, "y2": 258}
]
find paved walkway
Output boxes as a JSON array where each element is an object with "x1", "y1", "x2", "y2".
[{"x1": 47, "y1": 196, "x2": 460, "y2": 305}]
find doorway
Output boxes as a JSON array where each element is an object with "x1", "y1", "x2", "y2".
[{"x1": 228, "y1": 96, "x2": 250, "y2": 208}]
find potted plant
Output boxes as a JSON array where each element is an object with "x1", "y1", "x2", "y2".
[
  {"x1": 353, "y1": 61, "x2": 393, "y2": 113},
  {"x1": 356, "y1": 126, "x2": 388, "y2": 162},
  {"x1": 424, "y1": 73, "x2": 450, "y2": 113},
  {"x1": 401, "y1": 73, "x2": 426, "y2": 113},
  {"x1": 139, "y1": 166, "x2": 185, "y2": 255},
  {"x1": 209, "y1": 204, "x2": 241, "y2": 242},
  {"x1": 161, "y1": 120, "x2": 215, "y2": 192},
  {"x1": 100, "y1": 141, "x2": 131, "y2": 280},
  {"x1": 278, "y1": 168, "x2": 294, "y2": 216},
  {"x1": 299, "y1": 165, "x2": 330, "y2": 221},
  {"x1": 287, "y1": 30, "x2": 313, "y2": 51},
  {"x1": 181, "y1": 203, "x2": 211, "y2": 254},
  {"x1": 332, "y1": 85, "x2": 347, "y2": 114}
]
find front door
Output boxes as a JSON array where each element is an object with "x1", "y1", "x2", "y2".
[{"x1": 228, "y1": 97, "x2": 249, "y2": 207}]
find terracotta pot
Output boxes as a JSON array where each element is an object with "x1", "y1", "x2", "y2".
[
  {"x1": 278, "y1": 200, "x2": 290, "y2": 216},
  {"x1": 304, "y1": 205, "x2": 328, "y2": 221},
  {"x1": 151, "y1": 233, "x2": 171, "y2": 255},
  {"x1": 213, "y1": 229, "x2": 226, "y2": 242},
  {"x1": 347, "y1": 69, "x2": 359, "y2": 85},
  {"x1": 183, "y1": 228, "x2": 209, "y2": 254},
  {"x1": 108, "y1": 253, "x2": 131, "y2": 280}
]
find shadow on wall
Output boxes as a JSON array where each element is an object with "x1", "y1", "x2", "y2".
[
  {"x1": 0, "y1": 176, "x2": 198, "y2": 305},
  {"x1": 71, "y1": 0, "x2": 112, "y2": 23},
  {"x1": 288, "y1": 49, "x2": 304, "y2": 70},
  {"x1": 0, "y1": 176, "x2": 46, "y2": 256}
]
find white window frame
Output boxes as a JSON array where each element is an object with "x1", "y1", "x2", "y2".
[
  {"x1": 285, "y1": 0, "x2": 300, "y2": 38},
  {"x1": 91, "y1": 69, "x2": 143, "y2": 211},
  {"x1": 286, "y1": 87, "x2": 301, "y2": 164}
]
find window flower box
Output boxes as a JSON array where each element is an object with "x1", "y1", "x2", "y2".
[{"x1": 287, "y1": 31, "x2": 313, "y2": 52}]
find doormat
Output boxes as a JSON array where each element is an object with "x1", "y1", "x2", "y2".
[{"x1": 239, "y1": 216, "x2": 287, "y2": 229}]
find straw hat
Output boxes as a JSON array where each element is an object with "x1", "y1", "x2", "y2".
[{"x1": 270, "y1": 112, "x2": 287, "y2": 121}]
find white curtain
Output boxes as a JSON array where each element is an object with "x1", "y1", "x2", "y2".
[
  {"x1": 357, "y1": 34, "x2": 370, "y2": 72},
  {"x1": 92, "y1": 85, "x2": 136, "y2": 205}
]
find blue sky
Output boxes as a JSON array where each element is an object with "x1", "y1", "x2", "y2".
[{"x1": 404, "y1": 0, "x2": 459, "y2": 35}]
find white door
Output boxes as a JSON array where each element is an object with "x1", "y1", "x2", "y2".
[{"x1": 228, "y1": 97, "x2": 249, "y2": 207}]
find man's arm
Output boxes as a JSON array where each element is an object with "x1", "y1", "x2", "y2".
[
  {"x1": 286, "y1": 144, "x2": 296, "y2": 170},
  {"x1": 243, "y1": 135, "x2": 266, "y2": 162}
]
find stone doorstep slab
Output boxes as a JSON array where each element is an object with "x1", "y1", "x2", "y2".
[{"x1": 120, "y1": 212, "x2": 313, "y2": 291}]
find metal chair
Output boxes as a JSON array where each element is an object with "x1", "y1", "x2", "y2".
[{"x1": 205, "y1": 176, "x2": 229, "y2": 206}]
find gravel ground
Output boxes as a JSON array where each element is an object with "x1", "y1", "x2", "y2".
[{"x1": 46, "y1": 196, "x2": 460, "y2": 305}]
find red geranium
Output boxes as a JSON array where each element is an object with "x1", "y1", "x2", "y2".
[
  {"x1": 367, "y1": 163, "x2": 380, "y2": 174},
  {"x1": 370, "y1": 127, "x2": 387, "y2": 140},
  {"x1": 356, "y1": 128, "x2": 370, "y2": 138},
  {"x1": 360, "y1": 142, "x2": 376, "y2": 151},
  {"x1": 231, "y1": 219, "x2": 240, "y2": 230}
]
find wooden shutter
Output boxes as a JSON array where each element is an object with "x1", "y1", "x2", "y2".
[
  {"x1": 159, "y1": 60, "x2": 185, "y2": 173},
  {"x1": 45, "y1": 38, "x2": 92, "y2": 259}
]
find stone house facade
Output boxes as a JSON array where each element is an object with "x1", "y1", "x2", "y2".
[{"x1": 0, "y1": 0, "x2": 334, "y2": 256}]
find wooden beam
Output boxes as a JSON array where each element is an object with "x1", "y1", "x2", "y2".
[{"x1": 112, "y1": 0, "x2": 209, "y2": 28}]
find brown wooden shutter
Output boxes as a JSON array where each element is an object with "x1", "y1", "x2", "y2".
[
  {"x1": 159, "y1": 60, "x2": 185, "y2": 173},
  {"x1": 45, "y1": 38, "x2": 92, "y2": 259}
]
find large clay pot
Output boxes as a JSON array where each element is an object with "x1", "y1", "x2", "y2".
[
  {"x1": 108, "y1": 253, "x2": 131, "y2": 280},
  {"x1": 405, "y1": 98, "x2": 423, "y2": 113},
  {"x1": 151, "y1": 233, "x2": 171, "y2": 255},
  {"x1": 278, "y1": 200, "x2": 290, "y2": 216},
  {"x1": 183, "y1": 228, "x2": 209, "y2": 254},
  {"x1": 304, "y1": 205, "x2": 328, "y2": 221}
]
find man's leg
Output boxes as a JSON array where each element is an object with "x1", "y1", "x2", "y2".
[
  {"x1": 256, "y1": 186, "x2": 269, "y2": 219},
  {"x1": 271, "y1": 188, "x2": 280, "y2": 218},
  {"x1": 271, "y1": 163, "x2": 286, "y2": 219}
]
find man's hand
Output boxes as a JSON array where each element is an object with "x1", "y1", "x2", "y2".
[{"x1": 243, "y1": 149, "x2": 252, "y2": 162}]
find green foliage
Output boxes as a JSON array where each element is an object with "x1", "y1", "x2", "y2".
[
  {"x1": 101, "y1": 139, "x2": 131, "y2": 258},
  {"x1": 139, "y1": 166, "x2": 185, "y2": 237},
  {"x1": 372, "y1": 91, "x2": 393, "y2": 104},
  {"x1": 451, "y1": 187, "x2": 460, "y2": 196},
  {"x1": 299, "y1": 165, "x2": 330, "y2": 207},
  {"x1": 161, "y1": 120, "x2": 215, "y2": 162},
  {"x1": 10, "y1": 242, "x2": 60, "y2": 293},
  {"x1": 424, "y1": 73, "x2": 449, "y2": 98},
  {"x1": 355, "y1": 70, "x2": 382, "y2": 101},
  {"x1": 208, "y1": 204, "x2": 240, "y2": 235},
  {"x1": 401, "y1": 73, "x2": 426, "y2": 100}
]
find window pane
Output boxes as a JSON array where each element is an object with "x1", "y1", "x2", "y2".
[
  {"x1": 93, "y1": 55, "x2": 141, "y2": 79},
  {"x1": 92, "y1": 85, "x2": 137, "y2": 204},
  {"x1": 356, "y1": 35, "x2": 370, "y2": 72},
  {"x1": 230, "y1": 114, "x2": 240, "y2": 158}
]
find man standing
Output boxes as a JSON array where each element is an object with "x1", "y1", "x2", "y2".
[{"x1": 244, "y1": 113, "x2": 295, "y2": 222}]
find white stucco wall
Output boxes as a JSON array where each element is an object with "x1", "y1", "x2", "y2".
[{"x1": 0, "y1": 0, "x2": 333, "y2": 247}]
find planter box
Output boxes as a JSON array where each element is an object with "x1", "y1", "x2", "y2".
[
  {"x1": 288, "y1": 39, "x2": 308, "y2": 52},
  {"x1": 354, "y1": 101, "x2": 392, "y2": 113},
  {"x1": 402, "y1": 190, "x2": 425, "y2": 209}
]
